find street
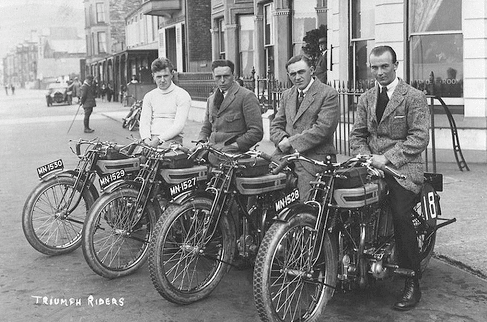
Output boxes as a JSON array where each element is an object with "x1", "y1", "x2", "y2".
[{"x1": 1, "y1": 90, "x2": 486, "y2": 322}]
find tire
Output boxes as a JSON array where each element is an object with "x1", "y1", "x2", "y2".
[
  {"x1": 22, "y1": 176, "x2": 95, "y2": 255},
  {"x1": 253, "y1": 212, "x2": 337, "y2": 322},
  {"x1": 149, "y1": 197, "x2": 236, "y2": 304},
  {"x1": 127, "y1": 118, "x2": 137, "y2": 131},
  {"x1": 412, "y1": 201, "x2": 436, "y2": 272},
  {"x1": 82, "y1": 188, "x2": 159, "y2": 278}
]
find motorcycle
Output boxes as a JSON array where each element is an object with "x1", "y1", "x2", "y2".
[
  {"x1": 148, "y1": 142, "x2": 299, "y2": 305},
  {"x1": 22, "y1": 139, "x2": 140, "y2": 256},
  {"x1": 253, "y1": 153, "x2": 456, "y2": 322},
  {"x1": 81, "y1": 142, "x2": 209, "y2": 279},
  {"x1": 122, "y1": 98, "x2": 142, "y2": 131}
]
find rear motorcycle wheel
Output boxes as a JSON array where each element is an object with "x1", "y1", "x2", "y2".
[
  {"x1": 149, "y1": 197, "x2": 236, "y2": 304},
  {"x1": 253, "y1": 212, "x2": 337, "y2": 322},
  {"x1": 22, "y1": 176, "x2": 95, "y2": 255},
  {"x1": 82, "y1": 188, "x2": 158, "y2": 278},
  {"x1": 412, "y1": 201, "x2": 437, "y2": 272}
]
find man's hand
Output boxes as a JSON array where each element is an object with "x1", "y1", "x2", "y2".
[
  {"x1": 370, "y1": 154, "x2": 389, "y2": 169},
  {"x1": 278, "y1": 137, "x2": 292, "y2": 153},
  {"x1": 144, "y1": 137, "x2": 160, "y2": 148}
]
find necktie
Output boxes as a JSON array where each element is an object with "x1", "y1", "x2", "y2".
[
  {"x1": 376, "y1": 86, "x2": 389, "y2": 122},
  {"x1": 214, "y1": 89, "x2": 224, "y2": 110},
  {"x1": 296, "y1": 91, "x2": 305, "y2": 110}
]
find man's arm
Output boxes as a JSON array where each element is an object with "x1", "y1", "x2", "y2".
[
  {"x1": 349, "y1": 94, "x2": 373, "y2": 156},
  {"x1": 235, "y1": 92, "x2": 263, "y2": 151},
  {"x1": 269, "y1": 93, "x2": 289, "y2": 147},
  {"x1": 139, "y1": 94, "x2": 152, "y2": 140},
  {"x1": 197, "y1": 99, "x2": 212, "y2": 142}
]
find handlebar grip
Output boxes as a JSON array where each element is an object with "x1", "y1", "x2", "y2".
[
  {"x1": 259, "y1": 152, "x2": 273, "y2": 162},
  {"x1": 383, "y1": 165, "x2": 407, "y2": 180},
  {"x1": 75, "y1": 143, "x2": 81, "y2": 156},
  {"x1": 271, "y1": 159, "x2": 289, "y2": 175}
]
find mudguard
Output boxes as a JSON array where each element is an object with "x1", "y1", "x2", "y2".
[
  {"x1": 40, "y1": 169, "x2": 99, "y2": 200},
  {"x1": 275, "y1": 202, "x2": 318, "y2": 222},
  {"x1": 99, "y1": 179, "x2": 140, "y2": 195},
  {"x1": 169, "y1": 189, "x2": 215, "y2": 206}
]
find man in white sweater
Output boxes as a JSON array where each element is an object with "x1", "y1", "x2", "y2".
[{"x1": 140, "y1": 57, "x2": 192, "y2": 147}]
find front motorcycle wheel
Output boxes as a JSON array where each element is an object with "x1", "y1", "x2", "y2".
[
  {"x1": 82, "y1": 188, "x2": 158, "y2": 278},
  {"x1": 253, "y1": 212, "x2": 337, "y2": 322},
  {"x1": 22, "y1": 176, "x2": 95, "y2": 255},
  {"x1": 149, "y1": 197, "x2": 236, "y2": 304}
]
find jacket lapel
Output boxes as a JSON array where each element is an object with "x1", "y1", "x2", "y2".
[
  {"x1": 293, "y1": 80, "x2": 319, "y2": 124},
  {"x1": 217, "y1": 82, "x2": 238, "y2": 115},
  {"x1": 380, "y1": 80, "x2": 406, "y2": 122}
]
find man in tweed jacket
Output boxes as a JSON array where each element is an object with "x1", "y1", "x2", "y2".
[
  {"x1": 350, "y1": 46, "x2": 430, "y2": 311},
  {"x1": 270, "y1": 54, "x2": 339, "y2": 199}
]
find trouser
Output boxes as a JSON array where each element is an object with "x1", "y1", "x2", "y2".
[
  {"x1": 386, "y1": 176, "x2": 421, "y2": 278},
  {"x1": 83, "y1": 107, "x2": 93, "y2": 129},
  {"x1": 294, "y1": 154, "x2": 336, "y2": 201}
]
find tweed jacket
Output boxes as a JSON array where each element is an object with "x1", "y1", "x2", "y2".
[
  {"x1": 80, "y1": 82, "x2": 96, "y2": 108},
  {"x1": 349, "y1": 79, "x2": 430, "y2": 194},
  {"x1": 270, "y1": 78, "x2": 339, "y2": 173},
  {"x1": 198, "y1": 81, "x2": 263, "y2": 152}
]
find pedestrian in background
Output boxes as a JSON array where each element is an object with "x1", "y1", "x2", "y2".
[
  {"x1": 72, "y1": 77, "x2": 82, "y2": 103},
  {"x1": 315, "y1": 36, "x2": 328, "y2": 84},
  {"x1": 270, "y1": 54, "x2": 339, "y2": 200},
  {"x1": 10, "y1": 84, "x2": 15, "y2": 95},
  {"x1": 107, "y1": 82, "x2": 114, "y2": 102},
  {"x1": 140, "y1": 57, "x2": 192, "y2": 147},
  {"x1": 4, "y1": 84, "x2": 8, "y2": 95},
  {"x1": 349, "y1": 45, "x2": 430, "y2": 311},
  {"x1": 198, "y1": 59, "x2": 263, "y2": 154},
  {"x1": 80, "y1": 75, "x2": 96, "y2": 133}
]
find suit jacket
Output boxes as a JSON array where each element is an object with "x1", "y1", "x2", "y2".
[
  {"x1": 349, "y1": 79, "x2": 430, "y2": 194},
  {"x1": 80, "y1": 82, "x2": 96, "y2": 108},
  {"x1": 198, "y1": 81, "x2": 263, "y2": 152},
  {"x1": 270, "y1": 78, "x2": 339, "y2": 173}
]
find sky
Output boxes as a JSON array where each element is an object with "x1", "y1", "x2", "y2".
[{"x1": 0, "y1": 0, "x2": 85, "y2": 59}]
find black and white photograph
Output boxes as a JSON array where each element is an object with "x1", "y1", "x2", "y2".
[{"x1": 1, "y1": 0, "x2": 486, "y2": 321}]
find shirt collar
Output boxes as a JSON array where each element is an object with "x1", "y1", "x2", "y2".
[
  {"x1": 376, "y1": 77, "x2": 398, "y2": 98},
  {"x1": 157, "y1": 82, "x2": 176, "y2": 94},
  {"x1": 298, "y1": 78, "x2": 314, "y2": 95}
]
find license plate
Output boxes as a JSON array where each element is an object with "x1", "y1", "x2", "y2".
[
  {"x1": 37, "y1": 159, "x2": 64, "y2": 179},
  {"x1": 169, "y1": 177, "x2": 197, "y2": 197},
  {"x1": 99, "y1": 169, "x2": 126, "y2": 190},
  {"x1": 275, "y1": 188, "x2": 300, "y2": 212}
]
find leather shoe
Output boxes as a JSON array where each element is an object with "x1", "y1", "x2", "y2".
[
  {"x1": 84, "y1": 128, "x2": 94, "y2": 133},
  {"x1": 393, "y1": 278, "x2": 421, "y2": 311}
]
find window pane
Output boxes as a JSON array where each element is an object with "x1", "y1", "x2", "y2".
[
  {"x1": 354, "y1": 40, "x2": 375, "y2": 88},
  {"x1": 411, "y1": 0, "x2": 461, "y2": 33},
  {"x1": 351, "y1": 0, "x2": 375, "y2": 39},
  {"x1": 264, "y1": 4, "x2": 274, "y2": 46},
  {"x1": 411, "y1": 34, "x2": 463, "y2": 97},
  {"x1": 292, "y1": 1, "x2": 316, "y2": 55},
  {"x1": 239, "y1": 15, "x2": 254, "y2": 77}
]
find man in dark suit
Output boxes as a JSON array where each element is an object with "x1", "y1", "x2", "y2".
[
  {"x1": 198, "y1": 59, "x2": 263, "y2": 153},
  {"x1": 270, "y1": 54, "x2": 339, "y2": 199},
  {"x1": 349, "y1": 45, "x2": 430, "y2": 311},
  {"x1": 80, "y1": 75, "x2": 96, "y2": 133},
  {"x1": 314, "y1": 36, "x2": 327, "y2": 84}
]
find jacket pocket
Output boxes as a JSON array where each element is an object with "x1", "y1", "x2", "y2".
[
  {"x1": 390, "y1": 115, "x2": 407, "y2": 139},
  {"x1": 224, "y1": 113, "x2": 242, "y2": 123}
]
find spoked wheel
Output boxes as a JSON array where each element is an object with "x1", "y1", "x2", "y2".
[
  {"x1": 127, "y1": 117, "x2": 138, "y2": 131},
  {"x1": 253, "y1": 212, "x2": 337, "y2": 322},
  {"x1": 412, "y1": 200, "x2": 437, "y2": 272},
  {"x1": 22, "y1": 176, "x2": 95, "y2": 255},
  {"x1": 149, "y1": 197, "x2": 236, "y2": 304},
  {"x1": 82, "y1": 188, "x2": 159, "y2": 278}
]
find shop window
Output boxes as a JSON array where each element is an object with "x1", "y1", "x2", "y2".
[{"x1": 409, "y1": 0, "x2": 463, "y2": 98}]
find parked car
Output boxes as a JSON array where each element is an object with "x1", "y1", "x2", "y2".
[{"x1": 46, "y1": 82, "x2": 73, "y2": 106}]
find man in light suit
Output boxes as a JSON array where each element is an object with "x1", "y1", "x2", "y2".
[
  {"x1": 349, "y1": 46, "x2": 430, "y2": 311},
  {"x1": 198, "y1": 59, "x2": 263, "y2": 153},
  {"x1": 270, "y1": 54, "x2": 339, "y2": 199}
]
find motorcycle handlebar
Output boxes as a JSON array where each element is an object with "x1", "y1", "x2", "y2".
[{"x1": 271, "y1": 159, "x2": 290, "y2": 175}]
